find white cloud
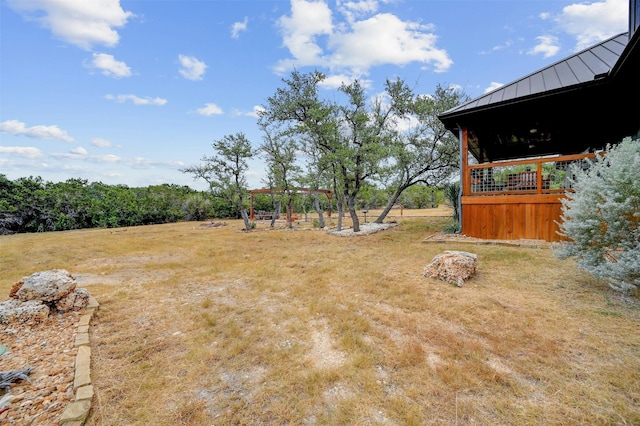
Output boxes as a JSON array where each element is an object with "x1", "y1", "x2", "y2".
[
  {"x1": 87, "y1": 53, "x2": 132, "y2": 78},
  {"x1": 105, "y1": 94, "x2": 168, "y2": 105},
  {"x1": 6, "y1": 0, "x2": 134, "y2": 50},
  {"x1": 0, "y1": 146, "x2": 44, "y2": 159},
  {"x1": 52, "y1": 152, "x2": 180, "y2": 170},
  {"x1": 88, "y1": 154, "x2": 122, "y2": 163},
  {"x1": 331, "y1": 14, "x2": 451, "y2": 73},
  {"x1": 276, "y1": 0, "x2": 334, "y2": 70},
  {"x1": 484, "y1": 82, "x2": 504, "y2": 94},
  {"x1": 253, "y1": 105, "x2": 266, "y2": 117},
  {"x1": 51, "y1": 146, "x2": 89, "y2": 159},
  {"x1": 555, "y1": 0, "x2": 628, "y2": 51},
  {"x1": 129, "y1": 157, "x2": 185, "y2": 169},
  {"x1": 529, "y1": 35, "x2": 561, "y2": 58},
  {"x1": 196, "y1": 103, "x2": 224, "y2": 116},
  {"x1": 337, "y1": 0, "x2": 378, "y2": 24},
  {"x1": 91, "y1": 137, "x2": 114, "y2": 147},
  {"x1": 275, "y1": 0, "x2": 452, "y2": 76},
  {"x1": 232, "y1": 105, "x2": 265, "y2": 118},
  {"x1": 70, "y1": 146, "x2": 88, "y2": 156},
  {"x1": 317, "y1": 73, "x2": 372, "y2": 89},
  {"x1": 482, "y1": 40, "x2": 513, "y2": 54},
  {"x1": 178, "y1": 55, "x2": 207, "y2": 81},
  {"x1": 231, "y1": 17, "x2": 249, "y2": 39},
  {"x1": 0, "y1": 119, "x2": 74, "y2": 142}
]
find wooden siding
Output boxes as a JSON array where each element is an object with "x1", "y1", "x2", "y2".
[{"x1": 461, "y1": 194, "x2": 565, "y2": 241}]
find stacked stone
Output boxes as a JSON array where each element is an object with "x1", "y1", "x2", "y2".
[
  {"x1": 0, "y1": 270, "x2": 98, "y2": 425},
  {"x1": 1, "y1": 270, "x2": 90, "y2": 324}
]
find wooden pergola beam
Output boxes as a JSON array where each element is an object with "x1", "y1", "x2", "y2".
[{"x1": 249, "y1": 187, "x2": 332, "y2": 220}]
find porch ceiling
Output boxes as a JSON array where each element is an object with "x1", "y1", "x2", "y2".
[{"x1": 461, "y1": 82, "x2": 634, "y2": 163}]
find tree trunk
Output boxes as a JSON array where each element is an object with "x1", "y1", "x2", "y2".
[
  {"x1": 375, "y1": 184, "x2": 408, "y2": 223},
  {"x1": 286, "y1": 193, "x2": 294, "y2": 229},
  {"x1": 336, "y1": 199, "x2": 344, "y2": 231},
  {"x1": 270, "y1": 199, "x2": 281, "y2": 228},
  {"x1": 333, "y1": 172, "x2": 343, "y2": 231},
  {"x1": 347, "y1": 193, "x2": 360, "y2": 232},
  {"x1": 238, "y1": 195, "x2": 251, "y2": 230},
  {"x1": 240, "y1": 208, "x2": 251, "y2": 230},
  {"x1": 313, "y1": 191, "x2": 325, "y2": 228}
]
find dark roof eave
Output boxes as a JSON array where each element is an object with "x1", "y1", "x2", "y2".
[
  {"x1": 438, "y1": 32, "x2": 629, "y2": 131},
  {"x1": 438, "y1": 77, "x2": 609, "y2": 130},
  {"x1": 610, "y1": 29, "x2": 639, "y2": 77}
]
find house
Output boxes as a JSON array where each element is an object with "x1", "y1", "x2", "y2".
[{"x1": 438, "y1": 0, "x2": 640, "y2": 242}]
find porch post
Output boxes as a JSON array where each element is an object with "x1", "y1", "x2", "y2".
[
  {"x1": 536, "y1": 162, "x2": 543, "y2": 194},
  {"x1": 250, "y1": 191, "x2": 255, "y2": 220},
  {"x1": 459, "y1": 127, "x2": 468, "y2": 231}
]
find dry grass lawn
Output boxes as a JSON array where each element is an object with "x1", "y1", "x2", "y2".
[{"x1": 1, "y1": 210, "x2": 639, "y2": 425}]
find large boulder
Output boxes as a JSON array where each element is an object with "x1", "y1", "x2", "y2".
[
  {"x1": 424, "y1": 251, "x2": 478, "y2": 287},
  {"x1": 0, "y1": 299, "x2": 50, "y2": 324},
  {"x1": 11, "y1": 269, "x2": 76, "y2": 302},
  {"x1": 55, "y1": 288, "x2": 90, "y2": 312},
  {"x1": 1, "y1": 269, "x2": 90, "y2": 324}
]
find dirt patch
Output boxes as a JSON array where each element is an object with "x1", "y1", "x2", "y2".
[{"x1": 308, "y1": 320, "x2": 347, "y2": 369}]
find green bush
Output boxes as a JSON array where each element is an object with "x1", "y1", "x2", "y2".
[
  {"x1": 442, "y1": 220, "x2": 461, "y2": 234},
  {"x1": 554, "y1": 137, "x2": 640, "y2": 294}
]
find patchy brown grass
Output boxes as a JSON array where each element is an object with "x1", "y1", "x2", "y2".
[{"x1": 1, "y1": 212, "x2": 639, "y2": 425}]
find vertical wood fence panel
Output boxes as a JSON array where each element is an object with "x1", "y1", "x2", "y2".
[{"x1": 461, "y1": 194, "x2": 566, "y2": 241}]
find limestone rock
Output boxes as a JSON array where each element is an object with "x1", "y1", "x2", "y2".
[
  {"x1": 8, "y1": 280, "x2": 24, "y2": 298},
  {"x1": 0, "y1": 299, "x2": 50, "y2": 324},
  {"x1": 424, "y1": 250, "x2": 478, "y2": 287},
  {"x1": 55, "y1": 288, "x2": 90, "y2": 312},
  {"x1": 12, "y1": 269, "x2": 76, "y2": 302}
]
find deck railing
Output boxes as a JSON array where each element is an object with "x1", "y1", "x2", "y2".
[{"x1": 464, "y1": 152, "x2": 597, "y2": 196}]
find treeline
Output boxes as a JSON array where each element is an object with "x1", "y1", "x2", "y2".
[
  {"x1": 0, "y1": 174, "x2": 446, "y2": 235},
  {"x1": 0, "y1": 175, "x2": 224, "y2": 234}
]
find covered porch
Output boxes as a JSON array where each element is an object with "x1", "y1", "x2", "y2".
[
  {"x1": 459, "y1": 129, "x2": 596, "y2": 241},
  {"x1": 439, "y1": 27, "x2": 638, "y2": 242}
]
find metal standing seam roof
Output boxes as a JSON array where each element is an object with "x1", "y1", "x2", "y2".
[{"x1": 440, "y1": 32, "x2": 629, "y2": 119}]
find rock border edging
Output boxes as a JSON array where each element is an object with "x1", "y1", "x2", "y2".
[
  {"x1": 423, "y1": 234, "x2": 550, "y2": 249},
  {"x1": 58, "y1": 295, "x2": 99, "y2": 425}
]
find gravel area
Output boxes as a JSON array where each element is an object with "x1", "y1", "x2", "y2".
[
  {"x1": 0, "y1": 312, "x2": 79, "y2": 424},
  {"x1": 423, "y1": 232, "x2": 550, "y2": 248},
  {"x1": 327, "y1": 222, "x2": 398, "y2": 236}
]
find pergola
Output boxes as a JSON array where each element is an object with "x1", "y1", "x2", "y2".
[{"x1": 249, "y1": 188, "x2": 332, "y2": 221}]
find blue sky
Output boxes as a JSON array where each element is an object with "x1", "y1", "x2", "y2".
[{"x1": 0, "y1": 0, "x2": 629, "y2": 191}]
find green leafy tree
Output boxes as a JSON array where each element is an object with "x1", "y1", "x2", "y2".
[
  {"x1": 260, "y1": 71, "x2": 397, "y2": 232},
  {"x1": 6, "y1": 176, "x2": 49, "y2": 232},
  {"x1": 1, "y1": 175, "x2": 203, "y2": 233},
  {"x1": 303, "y1": 157, "x2": 331, "y2": 228},
  {"x1": 554, "y1": 137, "x2": 640, "y2": 293},
  {"x1": 398, "y1": 184, "x2": 438, "y2": 209},
  {"x1": 375, "y1": 81, "x2": 468, "y2": 223},
  {"x1": 358, "y1": 182, "x2": 387, "y2": 210},
  {"x1": 182, "y1": 133, "x2": 254, "y2": 231},
  {"x1": 182, "y1": 193, "x2": 214, "y2": 221},
  {"x1": 259, "y1": 71, "x2": 347, "y2": 229},
  {"x1": 336, "y1": 79, "x2": 395, "y2": 231},
  {"x1": 259, "y1": 129, "x2": 302, "y2": 228}
]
